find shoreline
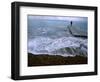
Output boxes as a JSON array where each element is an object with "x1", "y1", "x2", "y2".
[{"x1": 28, "y1": 53, "x2": 87, "y2": 66}]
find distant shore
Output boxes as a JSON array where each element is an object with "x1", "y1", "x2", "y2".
[{"x1": 28, "y1": 53, "x2": 87, "y2": 66}]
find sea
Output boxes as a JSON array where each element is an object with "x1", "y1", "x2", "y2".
[{"x1": 27, "y1": 16, "x2": 88, "y2": 57}]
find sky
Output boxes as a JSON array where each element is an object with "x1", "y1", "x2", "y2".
[{"x1": 28, "y1": 15, "x2": 87, "y2": 22}]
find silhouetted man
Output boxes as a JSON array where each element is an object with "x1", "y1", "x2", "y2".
[{"x1": 70, "y1": 21, "x2": 72, "y2": 26}]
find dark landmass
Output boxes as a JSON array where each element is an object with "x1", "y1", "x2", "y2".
[{"x1": 28, "y1": 53, "x2": 87, "y2": 66}]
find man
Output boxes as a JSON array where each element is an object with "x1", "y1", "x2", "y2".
[{"x1": 70, "y1": 21, "x2": 72, "y2": 26}]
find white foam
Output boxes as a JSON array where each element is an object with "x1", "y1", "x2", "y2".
[{"x1": 28, "y1": 36, "x2": 87, "y2": 56}]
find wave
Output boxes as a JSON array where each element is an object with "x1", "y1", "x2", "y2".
[{"x1": 28, "y1": 36, "x2": 87, "y2": 57}]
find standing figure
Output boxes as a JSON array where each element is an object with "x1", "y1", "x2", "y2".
[{"x1": 70, "y1": 21, "x2": 72, "y2": 26}]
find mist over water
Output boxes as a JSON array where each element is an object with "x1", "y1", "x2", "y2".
[{"x1": 28, "y1": 15, "x2": 88, "y2": 57}]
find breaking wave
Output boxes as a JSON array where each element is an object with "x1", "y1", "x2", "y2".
[{"x1": 28, "y1": 36, "x2": 87, "y2": 57}]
